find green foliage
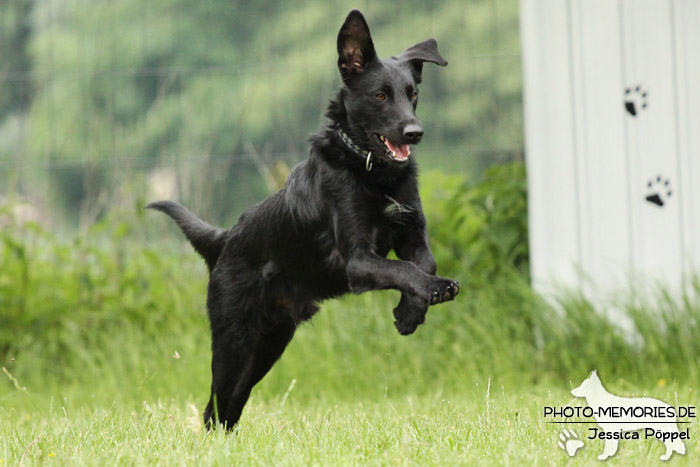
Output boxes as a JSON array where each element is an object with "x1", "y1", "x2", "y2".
[
  {"x1": 423, "y1": 162, "x2": 528, "y2": 282},
  {"x1": 2, "y1": 166, "x2": 700, "y2": 409},
  {"x1": 0, "y1": 206, "x2": 208, "y2": 381}
]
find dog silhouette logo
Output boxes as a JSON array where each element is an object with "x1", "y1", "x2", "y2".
[{"x1": 571, "y1": 371, "x2": 686, "y2": 461}]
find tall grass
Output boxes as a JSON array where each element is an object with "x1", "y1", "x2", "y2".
[{"x1": 2, "y1": 198, "x2": 700, "y2": 413}]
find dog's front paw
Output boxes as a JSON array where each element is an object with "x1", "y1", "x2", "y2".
[
  {"x1": 428, "y1": 277, "x2": 459, "y2": 305},
  {"x1": 393, "y1": 294, "x2": 428, "y2": 336}
]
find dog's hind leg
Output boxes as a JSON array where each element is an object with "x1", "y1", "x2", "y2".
[
  {"x1": 204, "y1": 337, "x2": 252, "y2": 430},
  {"x1": 203, "y1": 300, "x2": 260, "y2": 430},
  {"x1": 212, "y1": 316, "x2": 297, "y2": 430},
  {"x1": 203, "y1": 386, "x2": 216, "y2": 429}
]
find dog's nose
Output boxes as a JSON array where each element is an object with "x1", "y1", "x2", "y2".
[{"x1": 403, "y1": 124, "x2": 423, "y2": 143}]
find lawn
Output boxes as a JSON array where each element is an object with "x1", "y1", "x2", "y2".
[
  {"x1": 2, "y1": 289, "x2": 699, "y2": 465},
  {"x1": 2, "y1": 379, "x2": 698, "y2": 465}
]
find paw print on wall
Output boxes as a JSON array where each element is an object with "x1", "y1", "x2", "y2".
[
  {"x1": 625, "y1": 85, "x2": 648, "y2": 117},
  {"x1": 645, "y1": 175, "x2": 672, "y2": 207}
]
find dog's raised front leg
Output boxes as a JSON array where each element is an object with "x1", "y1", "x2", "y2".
[
  {"x1": 394, "y1": 226, "x2": 437, "y2": 275},
  {"x1": 391, "y1": 228, "x2": 456, "y2": 335},
  {"x1": 346, "y1": 251, "x2": 457, "y2": 301},
  {"x1": 345, "y1": 251, "x2": 459, "y2": 335},
  {"x1": 338, "y1": 209, "x2": 458, "y2": 335},
  {"x1": 391, "y1": 293, "x2": 429, "y2": 335}
]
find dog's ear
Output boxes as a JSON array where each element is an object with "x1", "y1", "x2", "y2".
[
  {"x1": 397, "y1": 39, "x2": 448, "y2": 83},
  {"x1": 337, "y1": 10, "x2": 377, "y2": 83}
]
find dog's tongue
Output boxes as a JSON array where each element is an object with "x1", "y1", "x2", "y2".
[{"x1": 385, "y1": 140, "x2": 410, "y2": 161}]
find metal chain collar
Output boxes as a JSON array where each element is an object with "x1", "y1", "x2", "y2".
[{"x1": 336, "y1": 125, "x2": 373, "y2": 171}]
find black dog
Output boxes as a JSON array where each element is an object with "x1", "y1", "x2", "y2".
[{"x1": 147, "y1": 9, "x2": 458, "y2": 430}]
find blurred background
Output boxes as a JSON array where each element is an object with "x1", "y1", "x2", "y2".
[
  {"x1": 1, "y1": 0, "x2": 698, "y2": 419},
  {"x1": 0, "y1": 0, "x2": 522, "y2": 228}
]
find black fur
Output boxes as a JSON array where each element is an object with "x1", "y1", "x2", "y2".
[
  {"x1": 147, "y1": 9, "x2": 457, "y2": 430},
  {"x1": 146, "y1": 201, "x2": 225, "y2": 271}
]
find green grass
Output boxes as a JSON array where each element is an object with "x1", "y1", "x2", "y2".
[
  {"x1": 2, "y1": 203, "x2": 700, "y2": 465},
  {"x1": 2, "y1": 288, "x2": 700, "y2": 465},
  {"x1": 2, "y1": 381, "x2": 699, "y2": 465}
]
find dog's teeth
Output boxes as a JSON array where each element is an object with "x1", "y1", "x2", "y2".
[
  {"x1": 380, "y1": 135, "x2": 385, "y2": 142},
  {"x1": 391, "y1": 151, "x2": 396, "y2": 159}
]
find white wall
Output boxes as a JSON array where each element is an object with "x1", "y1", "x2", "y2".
[{"x1": 520, "y1": 0, "x2": 700, "y2": 296}]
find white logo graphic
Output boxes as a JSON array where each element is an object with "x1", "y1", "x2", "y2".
[
  {"x1": 571, "y1": 370, "x2": 686, "y2": 461},
  {"x1": 558, "y1": 429, "x2": 584, "y2": 457}
]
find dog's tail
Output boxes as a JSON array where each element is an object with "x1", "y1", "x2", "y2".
[{"x1": 146, "y1": 200, "x2": 226, "y2": 271}]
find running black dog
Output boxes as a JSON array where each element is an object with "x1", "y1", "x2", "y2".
[{"x1": 148, "y1": 9, "x2": 458, "y2": 429}]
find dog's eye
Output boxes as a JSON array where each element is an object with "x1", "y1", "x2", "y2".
[
  {"x1": 375, "y1": 92, "x2": 387, "y2": 101},
  {"x1": 410, "y1": 90, "x2": 418, "y2": 101}
]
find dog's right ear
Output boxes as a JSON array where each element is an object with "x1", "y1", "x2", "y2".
[{"x1": 337, "y1": 10, "x2": 377, "y2": 83}]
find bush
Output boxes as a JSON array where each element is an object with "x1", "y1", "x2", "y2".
[
  {"x1": 422, "y1": 162, "x2": 528, "y2": 283},
  {"x1": 0, "y1": 206, "x2": 207, "y2": 365}
]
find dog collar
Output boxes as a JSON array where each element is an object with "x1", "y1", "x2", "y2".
[{"x1": 335, "y1": 124, "x2": 374, "y2": 171}]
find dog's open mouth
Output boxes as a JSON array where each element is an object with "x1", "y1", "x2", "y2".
[{"x1": 375, "y1": 134, "x2": 410, "y2": 162}]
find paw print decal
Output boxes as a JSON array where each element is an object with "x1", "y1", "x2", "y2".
[
  {"x1": 558, "y1": 429, "x2": 584, "y2": 457},
  {"x1": 645, "y1": 175, "x2": 672, "y2": 207},
  {"x1": 625, "y1": 85, "x2": 648, "y2": 117}
]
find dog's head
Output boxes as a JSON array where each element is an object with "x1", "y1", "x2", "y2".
[
  {"x1": 571, "y1": 370, "x2": 602, "y2": 398},
  {"x1": 335, "y1": 10, "x2": 447, "y2": 167}
]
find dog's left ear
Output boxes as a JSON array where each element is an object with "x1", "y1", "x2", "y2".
[{"x1": 397, "y1": 38, "x2": 448, "y2": 83}]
